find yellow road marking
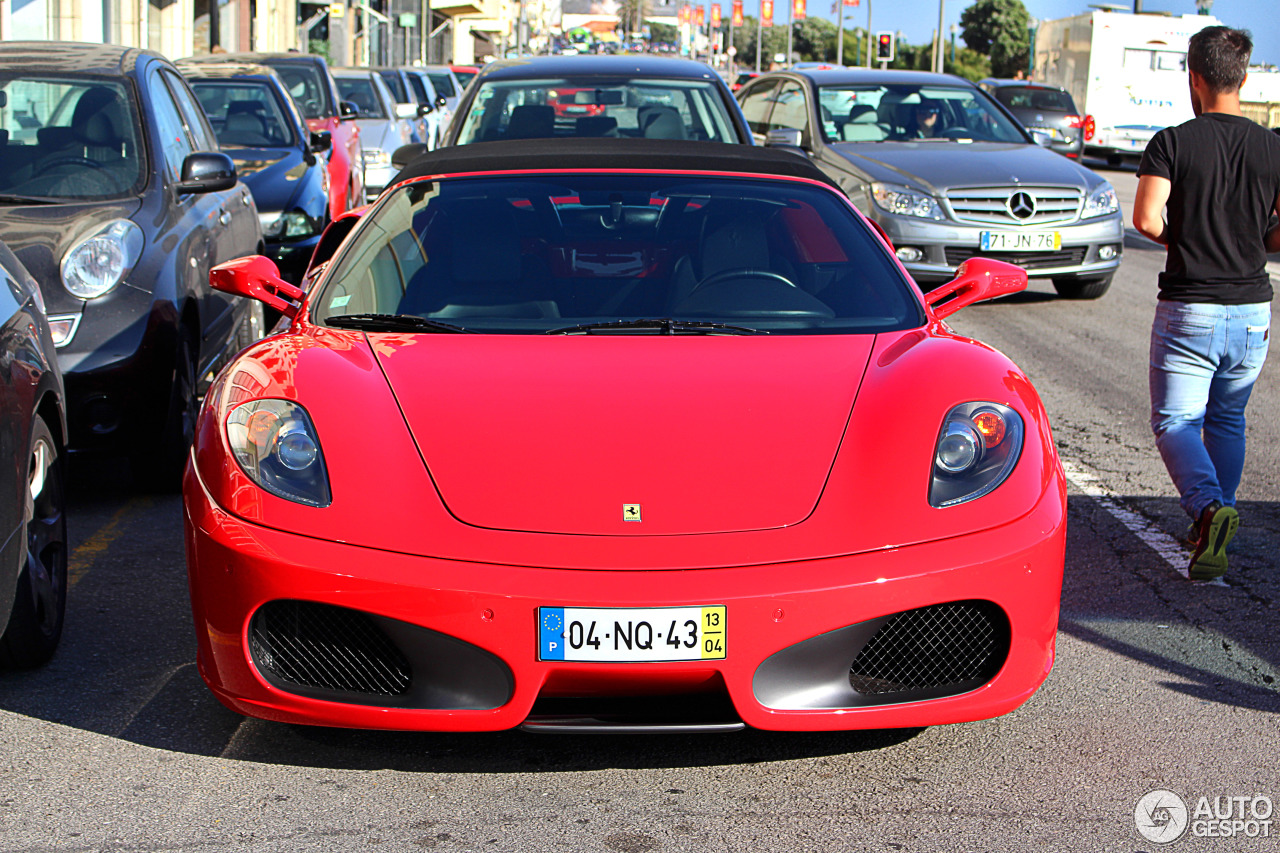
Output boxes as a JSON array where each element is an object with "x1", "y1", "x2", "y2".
[{"x1": 68, "y1": 497, "x2": 151, "y2": 588}]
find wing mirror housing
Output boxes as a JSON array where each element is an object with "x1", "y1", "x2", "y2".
[
  {"x1": 924, "y1": 257, "x2": 1027, "y2": 320},
  {"x1": 764, "y1": 127, "x2": 806, "y2": 151},
  {"x1": 417, "y1": 102, "x2": 434, "y2": 117},
  {"x1": 309, "y1": 130, "x2": 332, "y2": 153},
  {"x1": 391, "y1": 142, "x2": 431, "y2": 170},
  {"x1": 394, "y1": 102, "x2": 419, "y2": 120},
  {"x1": 1029, "y1": 129, "x2": 1054, "y2": 148},
  {"x1": 436, "y1": 94, "x2": 448, "y2": 108},
  {"x1": 210, "y1": 255, "x2": 306, "y2": 319},
  {"x1": 176, "y1": 152, "x2": 237, "y2": 194},
  {"x1": 340, "y1": 100, "x2": 360, "y2": 120}
]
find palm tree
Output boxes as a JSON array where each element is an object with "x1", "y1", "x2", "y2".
[{"x1": 617, "y1": 0, "x2": 652, "y2": 39}]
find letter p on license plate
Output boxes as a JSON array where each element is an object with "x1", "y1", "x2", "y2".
[{"x1": 538, "y1": 606, "x2": 726, "y2": 662}]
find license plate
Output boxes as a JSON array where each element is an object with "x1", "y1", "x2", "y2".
[
  {"x1": 538, "y1": 606, "x2": 726, "y2": 662},
  {"x1": 980, "y1": 230, "x2": 1061, "y2": 251}
]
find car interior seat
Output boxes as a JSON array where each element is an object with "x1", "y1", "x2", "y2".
[
  {"x1": 841, "y1": 104, "x2": 887, "y2": 141},
  {"x1": 640, "y1": 106, "x2": 686, "y2": 140},
  {"x1": 505, "y1": 104, "x2": 555, "y2": 139},
  {"x1": 221, "y1": 100, "x2": 271, "y2": 146},
  {"x1": 575, "y1": 115, "x2": 619, "y2": 137}
]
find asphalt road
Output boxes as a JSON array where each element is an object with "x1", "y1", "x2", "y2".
[{"x1": 1, "y1": 162, "x2": 1277, "y2": 852}]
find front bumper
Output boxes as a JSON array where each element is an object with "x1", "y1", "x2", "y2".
[
  {"x1": 877, "y1": 211, "x2": 1123, "y2": 285},
  {"x1": 184, "y1": 459, "x2": 1066, "y2": 732}
]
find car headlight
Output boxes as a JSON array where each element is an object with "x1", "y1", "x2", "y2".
[
  {"x1": 60, "y1": 220, "x2": 144, "y2": 300},
  {"x1": 870, "y1": 182, "x2": 946, "y2": 220},
  {"x1": 226, "y1": 399, "x2": 332, "y2": 507},
  {"x1": 362, "y1": 147, "x2": 390, "y2": 169},
  {"x1": 258, "y1": 210, "x2": 319, "y2": 240},
  {"x1": 1081, "y1": 182, "x2": 1119, "y2": 219},
  {"x1": 929, "y1": 402, "x2": 1024, "y2": 508}
]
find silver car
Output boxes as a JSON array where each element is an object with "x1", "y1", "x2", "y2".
[
  {"x1": 738, "y1": 69, "x2": 1123, "y2": 299},
  {"x1": 332, "y1": 68, "x2": 413, "y2": 202}
]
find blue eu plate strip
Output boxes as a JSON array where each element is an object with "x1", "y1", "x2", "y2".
[{"x1": 539, "y1": 608, "x2": 565, "y2": 661}]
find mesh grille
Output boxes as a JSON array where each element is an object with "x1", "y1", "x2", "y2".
[
  {"x1": 849, "y1": 601, "x2": 1006, "y2": 695},
  {"x1": 250, "y1": 600, "x2": 412, "y2": 696},
  {"x1": 945, "y1": 246, "x2": 1088, "y2": 270},
  {"x1": 946, "y1": 186, "x2": 1083, "y2": 226}
]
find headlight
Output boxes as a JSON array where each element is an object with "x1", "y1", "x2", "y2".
[
  {"x1": 60, "y1": 220, "x2": 144, "y2": 300},
  {"x1": 226, "y1": 399, "x2": 331, "y2": 507},
  {"x1": 929, "y1": 402, "x2": 1024, "y2": 508},
  {"x1": 258, "y1": 210, "x2": 318, "y2": 240},
  {"x1": 362, "y1": 148, "x2": 390, "y2": 169},
  {"x1": 870, "y1": 182, "x2": 946, "y2": 220},
  {"x1": 1082, "y1": 182, "x2": 1119, "y2": 219}
]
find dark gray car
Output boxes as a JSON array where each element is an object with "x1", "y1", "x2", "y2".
[
  {"x1": 739, "y1": 69, "x2": 1122, "y2": 299},
  {"x1": 979, "y1": 79, "x2": 1086, "y2": 160}
]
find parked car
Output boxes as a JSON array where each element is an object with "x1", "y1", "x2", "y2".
[
  {"x1": 440, "y1": 56, "x2": 752, "y2": 146},
  {"x1": 332, "y1": 68, "x2": 413, "y2": 202},
  {"x1": 979, "y1": 79, "x2": 1087, "y2": 160},
  {"x1": 449, "y1": 65, "x2": 480, "y2": 91},
  {"x1": 0, "y1": 240, "x2": 66, "y2": 669},
  {"x1": 372, "y1": 67, "x2": 434, "y2": 146},
  {"x1": 739, "y1": 68, "x2": 1123, "y2": 298},
  {"x1": 179, "y1": 61, "x2": 332, "y2": 286},
  {"x1": 731, "y1": 71, "x2": 760, "y2": 92},
  {"x1": 422, "y1": 65, "x2": 465, "y2": 116},
  {"x1": 401, "y1": 68, "x2": 453, "y2": 148},
  {"x1": 0, "y1": 42, "x2": 264, "y2": 483},
  {"x1": 184, "y1": 51, "x2": 364, "y2": 221},
  {"x1": 189, "y1": 139, "x2": 1065, "y2": 732}
]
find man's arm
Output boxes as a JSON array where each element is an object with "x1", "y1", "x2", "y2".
[
  {"x1": 1133, "y1": 174, "x2": 1172, "y2": 246},
  {"x1": 1266, "y1": 187, "x2": 1280, "y2": 253}
]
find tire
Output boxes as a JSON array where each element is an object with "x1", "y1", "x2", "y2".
[
  {"x1": 0, "y1": 415, "x2": 68, "y2": 669},
  {"x1": 1053, "y1": 274, "x2": 1113, "y2": 300},
  {"x1": 133, "y1": 324, "x2": 198, "y2": 492}
]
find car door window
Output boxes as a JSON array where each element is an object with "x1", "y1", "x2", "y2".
[
  {"x1": 738, "y1": 80, "x2": 779, "y2": 137},
  {"x1": 163, "y1": 70, "x2": 218, "y2": 151},
  {"x1": 767, "y1": 81, "x2": 809, "y2": 138},
  {"x1": 150, "y1": 70, "x2": 195, "y2": 181}
]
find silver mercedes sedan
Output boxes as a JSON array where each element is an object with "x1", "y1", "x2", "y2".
[{"x1": 738, "y1": 68, "x2": 1123, "y2": 299}]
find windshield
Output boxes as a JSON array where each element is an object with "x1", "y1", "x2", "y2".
[
  {"x1": 316, "y1": 174, "x2": 921, "y2": 335},
  {"x1": 426, "y1": 72, "x2": 456, "y2": 98},
  {"x1": 378, "y1": 71, "x2": 408, "y2": 103},
  {"x1": 456, "y1": 78, "x2": 739, "y2": 144},
  {"x1": 336, "y1": 76, "x2": 387, "y2": 119},
  {"x1": 817, "y1": 84, "x2": 1026, "y2": 144},
  {"x1": 0, "y1": 75, "x2": 145, "y2": 199},
  {"x1": 266, "y1": 62, "x2": 331, "y2": 120},
  {"x1": 191, "y1": 81, "x2": 297, "y2": 148},
  {"x1": 992, "y1": 85, "x2": 1076, "y2": 113},
  {"x1": 451, "y1": 68, "x2": 477, "y2": 89}
]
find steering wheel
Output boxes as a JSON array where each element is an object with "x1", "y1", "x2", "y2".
[
  {"x1": 37, "y1": 156, "x2": 104, "y2": 174},
  {"x1": 693, "y1": 268, "x2": 796, "y2": 294}
]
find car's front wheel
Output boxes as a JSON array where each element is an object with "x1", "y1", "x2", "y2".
[
  {"x1": 0, "y1": 414, "x2": 68, "y2": 669},
  {"x1": 1053, "y1": 274, "x2": 1113, "y2": 300}
]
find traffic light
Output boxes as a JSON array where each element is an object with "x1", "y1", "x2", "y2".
[{"x1": 876, "y1": 31, "x2": 895, "y2": 62}]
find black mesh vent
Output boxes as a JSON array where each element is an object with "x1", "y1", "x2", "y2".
[
  {"x1": 250, "y1": 600, "x2": 412, "y2": 696},
  {"x1": 944, "y1": 247, "x2": 1088, "y2": 270},
  {"x1": 849, "y1": 601, "x2": 1008, "y2": 695}
]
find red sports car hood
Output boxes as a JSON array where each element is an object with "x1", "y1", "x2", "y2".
[{"x1": 374, "y1": 336, "x2": 875, "y2": 536}]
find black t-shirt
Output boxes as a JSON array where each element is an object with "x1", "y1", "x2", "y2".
[{"x1": 1137, "y1": 112, "x2": 1280, "y2": 303}]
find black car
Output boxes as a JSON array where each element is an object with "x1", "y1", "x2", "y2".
[
  {"x1": 979, "y1": 79, "x2": 1086, "y2": 160},
  {"x1": 179, "y1": 61, "x2": 331, "y2": 285},
  {"x1": 0, "y1": 240, "x2": 67, "y2": 668},
  {"x1": 0, "y1": 42, "x2": 264, "y2": 484},
  {"x1": 440, "y1": 56, "x2": 752, "y2": 147}
]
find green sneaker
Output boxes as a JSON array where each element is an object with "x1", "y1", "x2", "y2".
[{"x1": 1188, "y1": 502, "x2": 1239, "y2": 581}]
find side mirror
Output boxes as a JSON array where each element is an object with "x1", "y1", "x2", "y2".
[
  {"x1": 340, "y1": 100, "x2": 360, "y2": 120},
  {"x1": 417, "y1": 103, "x2": 434, "y2": 117},
  {"x1": 391, "y1": 142, "x2": 431, "y2": 170},
  {"x1": 436, "y1": 95, "x2": 448, "y2": 108},
  {"x1": 210, "y1": 255, "x2": 306, "y2": 319},
  {"x1": 764, "y1": 128, "x2": 805, "y2": 150},
  {"x1": 1029, "y1": 129, "x2": 1054, "y2": 147},
  {"x1": 309, "y1": 130, "x2": 332, "y2": 153},
  {"x1": 394, "y1": 102, "x2": 419, "y2": 120},
  {"x1": 924, "y1": 258, "x2": 1026, "y2": 320},
  {"x1": 177, "y1": 152, "x2": 237, "y2": 194}
]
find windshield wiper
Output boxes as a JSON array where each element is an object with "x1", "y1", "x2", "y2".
[
  {"x1": 324, "y1": 313, "x2": 473, "y2": 333},
  {"x1": 546, "y1": 318, "x2": 765, "y2": 335},
  {"x1": 0, "y1": 193, "x2": 62, "y2": 205}
]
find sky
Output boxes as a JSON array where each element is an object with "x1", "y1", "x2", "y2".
[{"x1": 773, "y1": 0, "x2": 1280, "y2": 67}]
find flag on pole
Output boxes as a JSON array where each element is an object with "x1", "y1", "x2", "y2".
[
  {"x1": 712, "y1": 4, "x2": 721, "y2": 26},
  {"x1": 761, "y1": 0, "x2": 773, "y2": 26},
  {"x1": 695, "y1": 5, "x2": 705, "y2": 25},
  {"x1": 793, "y1": 0, "x2": 805, "y2": 19},
  {"x1": 732, "y1": 0, "x2": 744, "y2": 25}
]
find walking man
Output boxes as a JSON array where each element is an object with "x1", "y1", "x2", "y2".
[{"x1": 1133, "y1": 26, "x2": 1280, "y2": 580}]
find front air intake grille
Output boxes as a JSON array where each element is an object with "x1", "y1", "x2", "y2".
[
  {"x1": 945, "y1": 246, "x2": 1088, "y2": 270},
  {"x1": 849, "y1": 601, "x2": 1009, "y2": 695},
  {"x1": 250, "y1": 600, "x2": 412, "y2": 697},
  {"x1": 946, "y1": 186, "x2": 1083, "y2": 226}
]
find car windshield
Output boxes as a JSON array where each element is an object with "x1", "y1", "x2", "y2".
[
  {"x1": 336, "y1": 76, "x2": 387, "y2": 119},
  {"x1": 316, "y1": 174, "x2": 922, "y2": 335},
  {"x1": 266, "y1": 62, "x2": 331, "y2": 120},
  {"x1": 0, "y1": 75, "x2": 145, "y2": 199},
  {"x1": 191, "y1": 81, "x2": 297, "y2": 148},
  {"x1": 993, "y1": 86, "x2": 1076, "y2": 113},
  {"x1": 378, "y1": 71, "x2": 408, "y2": 102},
  {"x1": 451, "y1": 68, "x2": 477, "y2": 89},
  {"x1": 818, "y1": 84, "x2": 1026, "y2": 144},
  {"x1": 426, "y1": 72, "x2": 456, "y2": 98},
  {"x1": 456, "y1": 78, "x2": 739, "y2": 143}
]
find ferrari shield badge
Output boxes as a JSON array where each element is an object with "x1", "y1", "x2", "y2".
[{"x1": 623, "y1": 503, "x2": 642, "y2": 522}]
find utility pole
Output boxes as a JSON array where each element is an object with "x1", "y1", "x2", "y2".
[
  {"x1": 836, "y1": 0, "x2": 844, "y2": 65},
  {"x1": 864, "y1": 0, "x2": 872, "y2": 67},
  {"x1": 785, "y1": 0, "x2": 792, "y2": 67},
  {"x1": 933, "y1": 0, "x2": 944, "y2": 73},
  {"x1": 755, "y1": 0, "x2": 762, "y2": 72}
]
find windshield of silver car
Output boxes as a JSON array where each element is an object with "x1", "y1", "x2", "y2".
[
  {"x1": 819, "y1": 84, "x2": 1027, "y2": 145},
  {"x1": 0, "y1": 76, "x2": 144, "y2": 199},
  {"x1": 315, "y1": 174, "x2": 923, "y2": 335},
  {"x1": 455, "y1": 79, "x2": 740, "y2": 144}
]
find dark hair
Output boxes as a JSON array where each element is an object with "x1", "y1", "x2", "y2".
[{"x1": 1187, "y1": 26, "x2": 1252, "y2": 92}]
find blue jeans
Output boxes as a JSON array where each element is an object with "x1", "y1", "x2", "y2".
[{"x1": 1150, "y1": 301, "x2": 1271, "y2": 519}]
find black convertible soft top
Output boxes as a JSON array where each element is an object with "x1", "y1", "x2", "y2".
[{"x1": 389, "y1": 139, "x2": 842, "y2": 191}]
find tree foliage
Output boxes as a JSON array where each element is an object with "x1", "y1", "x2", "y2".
[{"x1": 959, "y1": 0, "x2": 1031, "y2": 78}]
